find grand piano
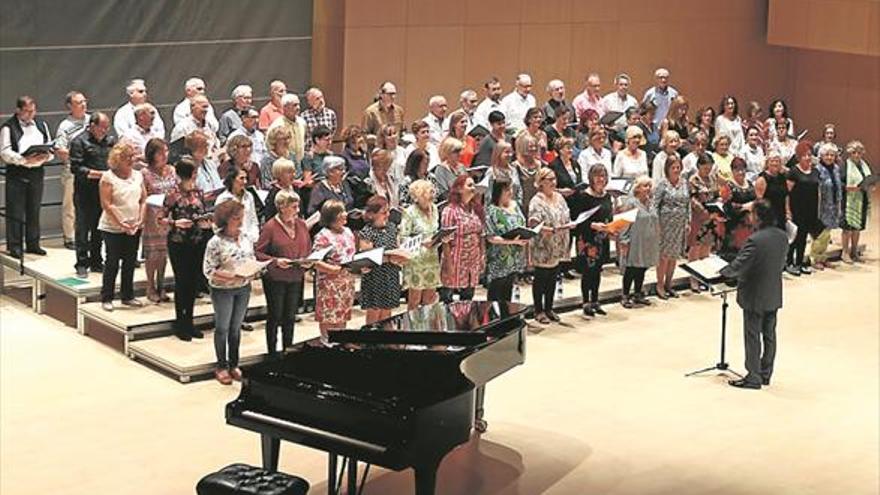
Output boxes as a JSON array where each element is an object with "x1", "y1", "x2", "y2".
[{"x1": 226, "y1": 301, "x2": 528, "y2": 495}]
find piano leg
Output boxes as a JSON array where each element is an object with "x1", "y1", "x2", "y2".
[
  {"x1": 261, "y1": 433, "x2": 280, "y2": 472},
  {"x1": 347, "y1": 458, "x2": 358, "y2": 494},
  {"x1": 414, "y1": 461, "x2": 440, "y2": 495},
  {"x1": 474, "y1": 385, "x2": 488, "y2": 433},
  {"x1": 328, "y1": 453, "x2": 338, "y2": 495}
]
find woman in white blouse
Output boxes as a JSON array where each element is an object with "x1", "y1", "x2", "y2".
[
  {"x1": 651, "y1": 130, "x2": 681, "y2": 181},
  {"x1": 742, "y1": 126, "x2": 766, "y2": 181},
  {"x1": 714, "y1": 95, "x2": 744, "y2": 156},
  {"x1": 612, "y1": 126, "x2": 648, "y2": 178},
  {"x1": 764, "y1": 99, "x2": 794, "y2": 142},
  {"x1": 577, "y1": 128, "x2": 612, "y2": 173}
]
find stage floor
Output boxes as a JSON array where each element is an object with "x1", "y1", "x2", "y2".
[{"x1": 2, "y1": 235, "x2": 878, "y2": 495}]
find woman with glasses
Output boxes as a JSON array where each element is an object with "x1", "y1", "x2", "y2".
[{"x1": 528, "y1": 167, "x2": 572, "y2": 324}]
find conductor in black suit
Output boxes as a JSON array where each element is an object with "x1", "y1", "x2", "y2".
[{"x1": 719, "y1": 199, "x2": 788, "y2": 390}]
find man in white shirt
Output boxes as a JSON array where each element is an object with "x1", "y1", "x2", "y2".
[
  {"x1": 54, "y1": 91, "x2": 91, "y2": 249},
  {"x1": 171, "y1": 95, "x2": 219, "y2": 150},
  {"x1": 500, "y1": 73, "x2": 536, "y2": 134},
  {"x1": 642, "y1": 67, "x2": 679, "y2": 128},
  {"x1": 1, "y1": 96, "x2": 54, "y2": 257},
  {"x1": 600, "y1": 73, "x2": 639, "y2": 131},
  {"x1": 421, "y1": 95, "x2": 449, "y2": 146},
  {"x1": 572, "y1": 73, "x2": 605, "y2": 122},
  {"x1": 473, "y1": 76, "x2": 504, "y2": 131},
  {"x1": 121, "y1": 103, "x2": 163, "y2": 158},
  {"x1": 227, "y1": 107, "x2": 266, "y2": 166},
  {"x1": 217, "y1": 84, "x2": 253, "y2": 144},
  {"x1": 173, "y1": 77, "x2": 218, "y2": 129},
  {"x1": 113, "y1": 79, "x2": 165, "y2": 139}
]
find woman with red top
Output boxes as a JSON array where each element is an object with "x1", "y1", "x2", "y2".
[
  {"x1": 439, "y1": 174, "x2": 485, "y2": 303},
  {"x1": 255, "y1": 189, "x2": 311, "y2": 355}
]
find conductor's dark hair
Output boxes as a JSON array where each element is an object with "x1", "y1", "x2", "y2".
[{"x1": 753, "y1": 199, "x2": 776, "y2": 229}]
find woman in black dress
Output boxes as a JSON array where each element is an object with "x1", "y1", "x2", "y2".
[
  {"x1": 755, "y1": 151, "x2": 788, "y2": 230},
  {"x1": 358, "y1": 195, "x2": 405, "y2": 324},
  {"x1": 576, "y1": 164, "x2": 614, "y2": 317},
  {"x1": 785, "y1": 141, "x2": 821, "y2": 276},
  {"x1": 549, "y1": 137, "x2": 584, "y2": 279},
  {"x1": 722, "y1": 157, "x2": 756, "y2": 258}
]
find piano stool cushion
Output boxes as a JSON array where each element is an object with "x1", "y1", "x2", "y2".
[{"x1": 196, "y1": 463, "x2": 310, "y2": 495}]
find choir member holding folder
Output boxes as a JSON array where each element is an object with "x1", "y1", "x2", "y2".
[
  {"x1": 141, "y1": 138, "x2": 177, "y2": 303},
  {"x1": 255, "y1": 190, "x2": 311, "y2": 356},
  {"x1": 528, "y1": 167, "x2": 572, "y2": 324},
  {"x1": 203, "y1": 200, "x2": 257, "y2": 385},
  {"x1": 439, "y1": 174, "x2": 485, "y2": 303},
  {"x1": 358, "y1": 196, "x2": 407, "y2": 323},
  {"x1": 398, "y1": 180, "x2": 443, "y2": 310},
  {"x1": 484, "y1": 180, "x2": 529, "y2": 302},
  {"x1": 311, "y1": 199, "x2": 357, "y2": 338},
  {"x1": 576, "y1": 164, "x2": 614, "y2": 317}
]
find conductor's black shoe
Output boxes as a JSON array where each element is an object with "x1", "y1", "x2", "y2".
[
  {"x1": 728, "y1": 379, "x2": 761, "y2": 390},
  {"x1": 762, "y1": 377, "x2": 771, "y2": 386},
  {"x1": 26, "y1": 247, "x2": 47, "y2": 256},
  {"x1": 785, "y1": 264, "x2": 801, "y2": 276}
]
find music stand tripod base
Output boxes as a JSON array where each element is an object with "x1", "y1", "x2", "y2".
[{"x1": 680, "y1": 268, "x2": 744, "y2": 380}]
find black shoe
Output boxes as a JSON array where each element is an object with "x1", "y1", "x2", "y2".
[
  {"x1": 190, "y1": 328, "x2": 204, "y2": 339},
  {"x1": 76, "y1": 267, "x2": 89, "y2": 279},
  {"x1": 656, "y1": 289, "x2": 669, "y2": 300},
  {"x1": 562, "y1": 270, "x2": 576, "y2": 280},
  {"x1": 762, "y1": 377, "x2": 771, "y2": 386},
  {"x1": 6, "y1": 249, "x2": 23, "y2": 259},
  {"x1": 582, "y1": 305, "x2": 595, "y2": 317},
  {"x1": 64, "y1": 240, "x2": 76, "y2": 250},
  {"x1": 546, "y1": 310, "x2": 561, "y2": 322},
  {"x1": 593, "y1": 304, "x2": 607, "y2": 315},
  {"x1": 799, "y1": 265, "x2": 812, "y2": 275},
  {"x1": 728, "y1": 379, "x2": 761, "y2": 390},
  {"x1": 241, "y1": 322, "x2": 254, "y2": 332},
  {"x1": 621, "y1": 296, "x2": 635, "y2": 309},
  {"x1": 634, "y1": 293, "x2": 652, "y2": 306},
  {"x1": 175, "y1": 331, "x2": 192, "y2": 342},
  {"x1": 666, "y1": 287, "x2": 680, "y2": 298},
  {"x1": 25, "y1": 247, "x2": 47, "y2": 256},
  {"x1": 785, "y1": 264, "x2": 801, "y2": 276},
  {"x1": 90, "y1": 264, "x2": 104, "y2": 273}
]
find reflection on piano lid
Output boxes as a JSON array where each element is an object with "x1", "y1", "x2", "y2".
[{"x1": 326, "y1": 301, "x2": 529, "y2": 349}]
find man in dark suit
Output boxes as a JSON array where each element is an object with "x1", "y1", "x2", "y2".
[{"x1": 720, "y1": 199, "x2": 788, "y2": 390}]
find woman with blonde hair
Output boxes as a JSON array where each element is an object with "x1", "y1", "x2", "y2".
[
  {"x1": 99, "y1": 142, "x2": 146, "y2": 311},
  {"x1": 660, "y1": 95, "x2": 690, "y2": 142},
  {"x1": 651, "y1": 130, "x2": 682, "y2": 181},
  {"x1": 433, "y1": 136, "x2": 466, "y2": 201},
  {"x1": 528, "y1": 167, "x2": 572, "y2": 324},
  {"x1": 376, "y1": 123, "x2": 407, "y2": 182},
  {"x1": 619, "y1": 175, "x2": 660, "y2": 308},
  {"x1": 485, "y1": 140, "x2": 521, "y2": 204},
  {"x1": 261, "y1": 125, "x2": 297, "y2": 188},
  {"x1": 399, "y1": 179, "x2": 442, "y2": 309},
  {"x1": 840, "y1": 140, "x2": 872, "y2": 262}
]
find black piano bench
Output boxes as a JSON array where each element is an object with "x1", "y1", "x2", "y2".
[{"x1": 196, "y1": 463, "x2": 310, "y2": 495}]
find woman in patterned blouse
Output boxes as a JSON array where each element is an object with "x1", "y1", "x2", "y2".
[
  {"x1": 484, "y1": 180, "x2": 529, "y2": 302},
  {"x1": 528, "y1": 167, "x2": 572, "y2": 324},
  {"x1": 312, "y1": 199, "x2": 357, "y2": 338},
  {"x1": 202, "y1": 200, "x2": 257, "y2": 385},
  {"x1": 440, "y1": 174, "x2": 485, "y2": 303},
  {"x1": 165, "y1": 157, "x2": 211, "y2": 342},
  {"x1": 398, "y1": 179, "x2": 441, "y2": 310}
]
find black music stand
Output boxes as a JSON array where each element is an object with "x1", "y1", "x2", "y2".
[{"x1": 681, "y1": 257, "x2": 743, "y2": 379}]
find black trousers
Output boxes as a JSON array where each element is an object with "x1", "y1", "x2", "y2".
[
  {"x1": 168, "y1": 240, "x2": 199, "y2": 333},
  {"x1": 580, "y1": 263, "x2": 603, "y2": 304},
  {"x1": 622, "y1": 266, "x2": 647, "y2": 296},
  {"x1": 4, "y1": 166, "x2": 44, "y2": 251},
  {"x1": 487, "y1": 274, "x2": 516, "y2": 302},
  {"x1": 439, "y1": 286, "x2": 475, "y2": 304},
  {"x1": 787, "y1": 218, "x2": 812, "y2": 266},
  {"x1": 74, "y1": 185, "x2": 103, "y2": 269},
  {"x1": 195, "y1": 230, "x2": 212, "y2": 293},
  {"x1": 101, "y1": 230, "x2": 140, "y2": 302},
  {"x1": 742, "y1": 309, "x2": 778, "y2": 385},
  {"x1": 532, "y1": 266, "x2": 559, "y2": 314},
  {"x1": 263, "y1": 278, "x2": 302, "y2": 354}
]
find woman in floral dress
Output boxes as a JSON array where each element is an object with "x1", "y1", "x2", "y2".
[
  {"x1": 440, "y1": 174, "x2": 485, "y2": 303},
  {"x1": 484, "y1": 180, "x2": 528, "y2": 302},
  {"x1": 312, "y1": 199, "x2": 357, "y2": 338},
  {"x1": 141, "y1": 138, "x2": 178, "y2": 303},
  {"x1": 528, "y1": 167, "x2": 572, "y2": 324},
  {"x1": 398, "y1": 179, "x2": 441, "y2": 310},
  {"x1": 654, "y1": 155, "x2": 690, "y2": 299},
  {"x1": 687, "y1": 152, "x2": 724, "y2": 292}
]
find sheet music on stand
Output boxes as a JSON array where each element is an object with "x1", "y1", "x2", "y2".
[{"x1": 681, "y1": 255, "x2": 733, "y2": 294}]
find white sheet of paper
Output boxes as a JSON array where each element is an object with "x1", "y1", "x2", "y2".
[
  {"x1": 614, "y1": 207, "x2": 638, "y2": 223},
  {"x1": 233, "y1": 259, "x2": 272, "y2": 278},
  {"x1": 684, "y1": 255, "x2": 729, "y2": 280},
  {"x1": 145, "y1": 193, "x2": 165, "y2": 207},
  {"x1": 307, "y1": 246, "x2": 334, "y2": 262},
  {"x1": 353, "y1": 247, "x2": 384, "y2": 266},
  {"x1": 306, "y1": 211, "x2": 321, "y2": 229}
]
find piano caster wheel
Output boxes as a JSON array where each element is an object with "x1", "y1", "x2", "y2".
[{"x1": 474, "y1": 419, "x2": 488, "y2": 433}]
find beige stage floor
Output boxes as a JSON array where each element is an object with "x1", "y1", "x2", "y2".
[{"x1": 2, "y1": 223, "x2": 879, "y2": 494}]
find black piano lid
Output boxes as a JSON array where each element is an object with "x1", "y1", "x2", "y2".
[{"x1": 327, "y1": 301, "x2": 528, "y2": 349}]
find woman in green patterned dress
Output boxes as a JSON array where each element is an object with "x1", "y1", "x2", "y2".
[
  {"x1": 485, "y1": 179, "x2": 529, "y2": 302},
  {"x1": 840, "y1": 140, "x2": 873, "y2": 263},
  {"x1": 398, "y1": 179, "x2": 442, "y2": 309}
]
